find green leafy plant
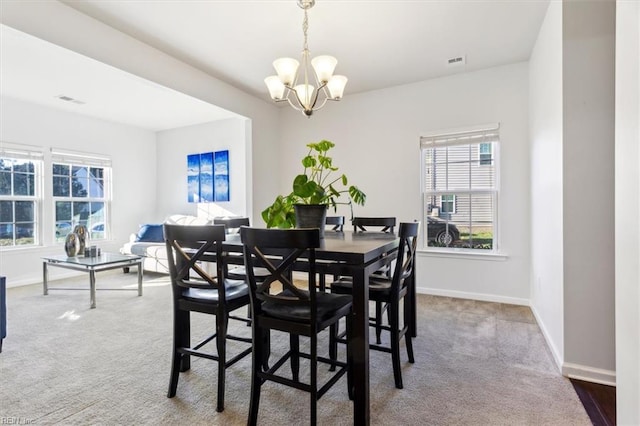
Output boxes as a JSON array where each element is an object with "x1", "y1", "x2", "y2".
[{"x1": 262, "y1": 140, "x2": 366, "y2": 228}]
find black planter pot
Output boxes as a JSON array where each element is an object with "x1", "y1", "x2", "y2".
[{"x1": 294, "y1": 204, "x2": 328, "y2": 238}]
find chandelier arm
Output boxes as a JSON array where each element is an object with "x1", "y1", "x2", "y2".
[{"x1": 290, "y1": 84, "x2": 316, "y2": 113}]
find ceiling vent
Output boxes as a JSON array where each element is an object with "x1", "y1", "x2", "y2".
[
  {"x1": 446, "y1": 55, "x2": 466, "y2": 67},
  {"x1": 55, "y1": 94, "x2": 86, "y2": 105}
]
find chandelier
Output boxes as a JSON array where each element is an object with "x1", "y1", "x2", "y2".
[{"x1": 264, "y1": 0, "x2": 347, "y2": 117}]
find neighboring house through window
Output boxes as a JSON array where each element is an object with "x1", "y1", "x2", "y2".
[
  {"x1": 440, "y1": 194, "x2": 456, "y2": 214},
  {"x1": 0, "y1": 146, "x2": 43, "y2": 247},
  {"x1": 421, "y1": 125, "x2": 499, "y2": 250},
  {"x1": 479, "y1": 143, "x2": 493, "y2": 166},
  {"x1": 52, "y1": 150, "x2": 111, "y2": 242}
]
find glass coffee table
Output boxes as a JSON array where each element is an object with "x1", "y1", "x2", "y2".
[{"x1": 42, "y1": 253, "x2": 143, "y2": 308}]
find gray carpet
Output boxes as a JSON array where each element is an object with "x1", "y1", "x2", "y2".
[{"x1": 0, "y1": 271, "x2": 591, "y2": 425}]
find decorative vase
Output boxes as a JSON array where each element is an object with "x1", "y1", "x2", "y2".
[
  {"x1": 64, "y1": 232, "x2": 80, "y2": 257},
  {"x1": 294, "y1": 204, "x2": 328, "y2": 238},
  {"x1": 73, "y1": 225, "x2": 88, "y2": 255}
]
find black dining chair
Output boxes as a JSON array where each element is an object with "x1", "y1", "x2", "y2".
[
  {"x1": 164, "y1": 224, "x2": 252, "y2": 412},
  {"x1": 325, "y1": 215, "x2": 345, "y2": 232},
  {"x1": 241, "y1": 227, "x2": 354, "y2": 426},
  {"x1": 213, "y1": 217, "x2": 269, "y2": 282},
  {"x1": 315, "y1": 216, "x2": 346, "y2": 291},
  {"x1": 352, "y1": 216, "x2": 396, "y2": 234},
  {"x1": 330, "y1": 221, "x2": 419, "y2": 389},
  {"x1": 351, "y1": 216, "x2": 398, "y2": 342}
]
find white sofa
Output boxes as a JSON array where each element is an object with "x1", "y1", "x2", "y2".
[{"x1": 119, "y1": 214, "x2": 210, "y2": 274}]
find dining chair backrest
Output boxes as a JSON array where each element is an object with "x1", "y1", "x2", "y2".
[
  {"x1": 213, "y1": 217, "x2": 250, "y2": 234},
  {"x1": 240, "y1": 227, "x2": 321, "y2": 319},
  {"x1": 164, "y1": 224, "x2": 226, "y2": 296},
  {"x1": 352, "y1": 217, "x2": 396, "y2": 233},
  {"x1": 325, "y1": 215, "x2": 345, "y2": 232},
  {"x1": 389, "y1": 222, "x2": 420, "y2": 296}
]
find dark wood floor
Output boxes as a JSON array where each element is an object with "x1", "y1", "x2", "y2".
[{"x1": 570, "y1": 378, "x2": 616, "y2": 426}]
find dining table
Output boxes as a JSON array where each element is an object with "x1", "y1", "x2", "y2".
[{"x1": 223, "y1": 230, "x2": 415, "y2": 425}]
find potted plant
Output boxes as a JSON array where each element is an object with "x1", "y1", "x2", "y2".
[{"x1": 261, "y1": 140, "x2": 366, "y2": 236}]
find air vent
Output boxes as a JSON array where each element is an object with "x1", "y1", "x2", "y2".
[
  {"x1": 55, "y1": 94, "x2": 86, "y2": 105},
  {"x1": 446, "y1": 55, "x2": 466, "y2": 67}
]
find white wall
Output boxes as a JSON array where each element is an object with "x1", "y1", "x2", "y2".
[
  {"x1": 155, "y1": 118, "x2": 250, "y2": 221},
  {"x1": 277, "y1": 63, "x2": 531, "y2": 304},
  {"x1": 615, "y1": 0, "x2": 640, "y2": 423},
  {"x1": 0, "y1": 0, "x2": 280, "y2": 227},
  {"x1": 529, "y1": 0, "x2": 565, "y2": 368},
  {"x1": 562, "y1": 0, "x2": 616, "y2": 384},
  {"x1": 0, "y1": 97, "x2": 157, "y2": 286}
]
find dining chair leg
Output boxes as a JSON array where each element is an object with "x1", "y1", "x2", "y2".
[
  {"x1": 389, "y1": 301, "x2": 403, "y2": 389},
  {"x1": 329, "y1": 322, "x2": 338, "y2": 372},
  {"x1": 168, "y1": 310, "x2": 189, "y2": 398},
  {"x1": 346, "y1": 313, "x2": 354, "y2": 401},
  {"x1": 179, "y1": 311, "x2": 191, "y2": 372},
  {"x1": 404, "y1": 294, "x2": 415, "y2": 363},
  {"x1": 216, "y1": 312, "x2": 229, "y2": 412},
  {"x1": 290, "y1": 334, "x2": 300, "y2": 381},
  {"x1": 262, "y1": 330, "x2": 271, "y2": 371},
  {"x1": 249, "y1": 328, "x2": 264, "y2": 426},
  {"x1": 375, "y1": 301, "x2": 383, "y2": 344},
  {"x1": 310, "y1": 332, "x2": 318, "y2": 426},
  {"x1": 167, "y1": 346, "x2": 181, "y2": 398}
]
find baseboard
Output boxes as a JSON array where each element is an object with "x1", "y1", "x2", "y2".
[
  {"x1": 7, "y1": 270, "x2": 86, "y2": 289},
  {"x1": 528, "y1": 305, "x2": 617, "y2": 387},
  {"x1": 563, "y1": 363, "x2": 616, "y2": 387},
  {"x1": 529, "y1": 304, "x2": 563, "y2": 374},
  {"x1": 417, "y1": 286, "x2": 529, "y2": 306}
]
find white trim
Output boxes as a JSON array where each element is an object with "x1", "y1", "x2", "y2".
[
  {"x1": 417, "y1": 249, "x2": 508, "y2": 261},
  {"x1": 51, "y1": 148, "x2": 112, "y2": 167},
  {"x1": 417, "y1": 286, "x2": 529, "y2": 306},
  {"x1": 420, "y1": 122, "x2": 500, "y2": 139},
  {"x1": 562, "y1": 363, "x2": 616, "y2": 387},
  {"x1": 530, "y1": 304, "x2": 563, "y2": 374}
]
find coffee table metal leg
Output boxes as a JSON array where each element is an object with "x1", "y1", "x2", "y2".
[
  {"x1": 43, "y1": 262, "x2": 48, "y2": 295},
  {"x1": 89, "y1": 270, "x2": 96, "y2": 309},
  {"x1": 137, "y1": 262, "x2": 143, "y2": 296}
]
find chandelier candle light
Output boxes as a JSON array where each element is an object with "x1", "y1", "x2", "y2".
[{"x1": 264, "y1": 0, "x2": 347, "y2": 117}]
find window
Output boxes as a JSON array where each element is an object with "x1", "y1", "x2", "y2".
[
  {"x1": 421, "y1": 126, "x2": 499, "y2": 251},
  {"x1": 479, "y1": 143, "x2": 493, "y2": 166},
  {"x1": 0, "y1": 148, "x2": 43, "y2": 247},
  {"x1": 440, "y1": 194, "x2": 456, "y2": 214},
  {"x1": 52, "y1": 151, "x2": 111, "y2": 242}
]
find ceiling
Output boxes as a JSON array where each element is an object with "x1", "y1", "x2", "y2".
[{"x1": 1, "y1": 0, "x2": 550, "y2": 131}]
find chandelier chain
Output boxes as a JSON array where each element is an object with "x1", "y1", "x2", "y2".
[{"x1": 302, "y1": 8, "x2": 309, "y2": 53}]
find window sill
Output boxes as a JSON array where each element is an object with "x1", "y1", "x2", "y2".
[{"x1": 418, "y1": 248, "x2": 508, "y2": 261}]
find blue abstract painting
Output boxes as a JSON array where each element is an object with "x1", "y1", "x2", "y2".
[
  {"x1": 199, "y1": 152, "x2": 214, "y2": 202},
  {"x1": 214, "y1": 150, "x2": 230, "y2": 202},
  {"x1": 187, "y1": 150, "x2": 230, "y2": 203},
  {"x1": 187, "y1": 153, "x2": 200, "y2": 203}
]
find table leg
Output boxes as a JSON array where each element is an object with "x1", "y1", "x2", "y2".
[
  {"x1": 137, "y1": 261, "x2": 143, "y2": 296},
  {"x1": 89, "y1": 270, "x2": 96, "y2": 309},
  {"x1": 351, "y1": 268, "x2": 370, "y2": 425},
  {"x1": 42, "y1": 262, "x2": 48, "y2": 295}
]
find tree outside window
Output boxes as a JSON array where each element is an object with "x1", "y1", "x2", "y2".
[
  {"x1": 53, "y1": 161, "x2": 108, "y2": 242},
  {"x1": 0, "y1": 157, "x2": 39, "y2": 246}
]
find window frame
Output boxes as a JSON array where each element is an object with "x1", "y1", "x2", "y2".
[
  {"x1": 51, "y1": 150, "x2": 112, "y2": 243},
  {"x1": 0, "y1": 146, "x2": 43, "y2": 248},
  {"x1": 420, "y1": 124, "x2": 500, "y2": 253}
]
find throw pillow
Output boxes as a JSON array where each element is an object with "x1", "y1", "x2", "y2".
[{"x1": 135, "y1": 224, "x2": 164, "y2": 242}]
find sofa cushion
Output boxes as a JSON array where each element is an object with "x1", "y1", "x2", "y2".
[{"x1": 135, "y1": 224, "x2": 164, "y2": 242}]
